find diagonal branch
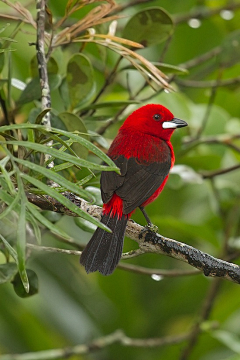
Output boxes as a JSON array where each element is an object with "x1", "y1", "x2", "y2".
[{"x1": 26, "y1": 192, "x2": 240, "y2": 284}]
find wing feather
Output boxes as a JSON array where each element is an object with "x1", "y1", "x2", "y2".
[{"x1": 100, "y1": 152, "x2": 171, "y2": 214}]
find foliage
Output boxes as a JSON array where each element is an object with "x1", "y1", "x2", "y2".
[{"x1": 0, "y1": 0, "x2": 240, "y2": 360}]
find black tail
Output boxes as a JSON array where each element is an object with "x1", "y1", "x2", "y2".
[{"x1": 80, "y1": 213, "x2": 128, "y2": 275}]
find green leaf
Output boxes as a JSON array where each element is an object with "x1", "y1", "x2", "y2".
[
  {"x1": 0, "y1": 156, "x2": 16, "y2": 194},
  {"x1": 0, "y1": 124, "x2": 119, "y2": 172},
  {"x1": 89, "y1": 130, "x2": 109, "y2": 149},
  {"x1": 59, "y1": 78, "x2": 70, "y2": 110},
  {"x1": 0, "y1": 23, "x2": 11, "y2": 35},
  {"x1": 0, "y1": 186, "x2": 20, "y2": 220},
  {"x1": 12, "y1": 269, "x2": 39, "y2": 298},
  {"x1": 66, "y1": 54, "x2": 95, "y2": 109},
  {"x1": 0, "y1": 188, "x2": 41, "y2": 244},
  {"x1": 14, "y1": 157, "x2": 93, "y2": 201},
  {"x1": 21, "y1": 173, "x2": 110, "y2": 232},
  {"x1": 58, "y1": 112, "x2": 89, "y2": 159},
  {"x1": 74, "y1": 217, "x2": 96, "y2": 233},
  {"x1": 16, "y1": 173, "x2": 29, "y2": 293},
  {"x1": 27, "y1": 212, "x2": 42, "y2": 244},
  {"x1": 52, "y1": 162, "x2": 74, "y2": 172},
  {"x1": 0, "y1": 263, "x2": 18, "y2": 284},
  {"x1": 35, "y1": 108, "x2": 51, "y2": 124},
  {"x1": 0, "y1": 233, "x2": 18, "y2": 263},
  {"x1": 17, "y1": 74, "x2": 61, "y2": 105},
  {"x1": 30, "y1": 56, "x2": 59, "y2": 78},
  {"x1": 27, "y1": 202, "x2": 72, "y2": 241},
  {"x1": 3, "y1": 140, "x2": 118, "y2": 172},
  {"x1": 122, "y1": 7, "x2": 174, "y2": 47},
  {"x1": 212, "y1": 330, "x2": 240, "y2": 354}
]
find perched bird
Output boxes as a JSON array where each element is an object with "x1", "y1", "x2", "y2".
[{"x1": 80, "y1": 104, "x2": 188, "y2": 275}]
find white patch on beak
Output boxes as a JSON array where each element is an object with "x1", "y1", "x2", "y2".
[{"x1": 162, "y1": 121, "x2": 177, "y2": 129}]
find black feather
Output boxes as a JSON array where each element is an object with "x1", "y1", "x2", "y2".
[
  {"x1": 80, "y1": 214, "x2": 128, "y2": 275},
  {"x1": 101, "y1": 154, "x2": 171, "y2": 214}
]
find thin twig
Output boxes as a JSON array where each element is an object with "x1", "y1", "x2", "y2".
[
  {"x1": 176, "y1": 77, "x2": 240, "y2": 88},
  {"x1": 27, "y1": 243, "x2": 82, "y2": 256},
  {"x1": 0, "y1": 330, "x2": 190, "y2": 360},
  {"x1": 118, "y1": 262, "x2": 200, "y2": 277},
  {"x1": 181, "y1": 134, "x2": 240, "y2": 157},
  {"x1": 179, "y1": 46, "x2": 222, "y2": 70},
  {"x1": 26, "y1": 243, "x2": 200, "y2": 278},
  {"x1": 201, "y1": 164, "x2": 240, "y2": 179}
]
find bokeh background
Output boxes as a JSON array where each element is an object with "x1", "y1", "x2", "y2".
[{"x1": 0, "y1": 0, "x2": 240, "y2": 359}]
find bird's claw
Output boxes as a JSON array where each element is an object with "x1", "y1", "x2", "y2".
[
  {"x1": 139, "y1": 223, "x2": 158, "y2": 239},
  {"x1": 146, "y1": 223, "x2": 158, "y2": 233}
]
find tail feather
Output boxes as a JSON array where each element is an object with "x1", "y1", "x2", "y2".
[{"x1": 80, "y1": 213, "x2": 128, "y2": 275}]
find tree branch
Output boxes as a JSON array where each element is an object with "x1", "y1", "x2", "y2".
[
  {"x1": 36, "y1": 0, "x2": 53, "y2": 168},
  {"x1": 201, "y1": 164, "x2": 240, "y2": 179},
  {"x1": 0, "y1": 330, "x2": 190, "y2": 360},
  {"x1": 176, "y1": 77, "x2": 240, "y2": 88},
  {"x1": 36, "y1": 0, "x2": 51, "y2": 122},
  {"x1": 182, "y1": 133, "x2": 240, "y2": 154},
  {"x1": 26, "y1": 192, "x2": 240, "y2": 284}
]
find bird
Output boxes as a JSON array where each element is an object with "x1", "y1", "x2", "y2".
[{"x1": 80, "y1": 104, "x2": 188, "y2": 275}]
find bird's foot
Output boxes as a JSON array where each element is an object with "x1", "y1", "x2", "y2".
[
  {"x1": 146, "y1": 223, "x2": 158, "y2": 233},
  {"x1": 139, "y1": 223, "x2": 158, "y2": 239}
]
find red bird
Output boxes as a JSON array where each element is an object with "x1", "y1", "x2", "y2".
[{"x1": 80, "y1": 104, "x2": 187, "y2": 275}]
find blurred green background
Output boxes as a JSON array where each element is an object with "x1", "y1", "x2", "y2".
[{"x1": 0, "y1": 0, "x2": 240, "y2": 359}]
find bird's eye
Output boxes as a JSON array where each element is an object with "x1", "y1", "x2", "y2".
[{"x1": 153, "y1": 114, "x2": 161, "y2": 121}]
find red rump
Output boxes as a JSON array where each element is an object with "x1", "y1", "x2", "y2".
[
  {"x1": 103, "y1": 193, "x2": 128, "y2": 219},
  {"x1": 80, "y1": 104, "x2": 188, "y2": 275}
]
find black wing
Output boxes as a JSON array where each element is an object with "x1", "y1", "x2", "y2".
[{"x1": 101, "y1": 152, "x2": 171, "y2": 215}]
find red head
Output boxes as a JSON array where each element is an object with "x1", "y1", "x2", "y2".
[{"x1": 120, "y1": 104, "x2": 187, "y2": 141}]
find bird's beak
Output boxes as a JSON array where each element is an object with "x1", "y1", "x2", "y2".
[{"x1": 162, "y1": 118, "x2": 188, "y2": 129}]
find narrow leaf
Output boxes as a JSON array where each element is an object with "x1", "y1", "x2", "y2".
[
  {"x1": 0, "y1": 233, "x2": 18, "y2": 263},
  {"x1": 58, "y1": 112, "x2": 89, "y2": 159},
  {"x1": 0, "y1": 124, "x2": 119, "y2": 171},
  {"x1": 27, "y1": 202, "x2": 73, "y2": 240},
  {"x1": 16, "y1": 173, "x2": 29, "y2": 293},
  {"x1": 0, "y1": 187, "x2": 20, "y2": 220},
  {"x1": 14, "y1": 157, "x2": 93, "y2": 201},
  {"x1": 0, "y1": 263, "x2": 18, "y2": 284},
  {"x1": 3, "y1": 140, "x2": 119, "y2": 172},
  {"x1": 21, "y1": 174, "x2": 110, "y2": 232},
  {"x1": 0, "y1": 156, "x2": 16, "y2": 194}
]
